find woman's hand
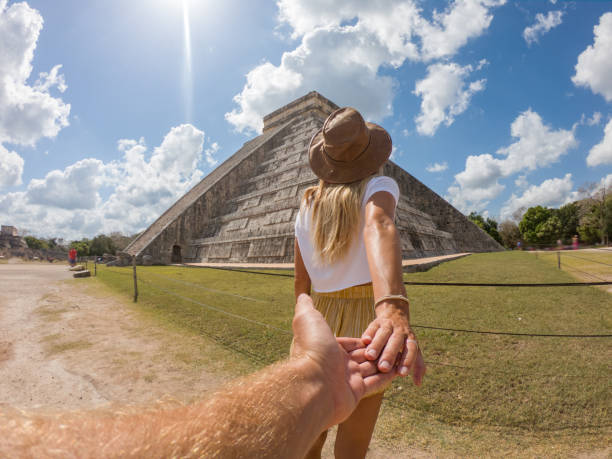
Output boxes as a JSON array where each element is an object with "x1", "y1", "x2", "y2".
[
  {"x1": 361, "y1": 301, "x2": 426, "y2": 385},
  {"x1": 362, "y1": 190, "x2": 426, "y2": 386}
]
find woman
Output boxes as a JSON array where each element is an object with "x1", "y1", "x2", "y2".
[{"x1": 294, "y1": 107, "x2": 426, "y2": 458}]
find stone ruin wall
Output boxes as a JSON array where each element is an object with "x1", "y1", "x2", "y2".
[
  {"x1": 186, "y1": 113, "x2": 324, "y2": 264},
  {"x1": 136, "y1": 139, "x2": 269, "y2": 265},
  {"x1": 384, "y1": 162, "x2": 501, "y2": 254}
]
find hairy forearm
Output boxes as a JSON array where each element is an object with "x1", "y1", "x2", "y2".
[{"x1": 0, "y1": 360, "x2": 332, "y2": 459}]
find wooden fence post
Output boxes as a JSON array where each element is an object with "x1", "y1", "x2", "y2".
[
  {"x1": 557, "y1": 251, "x2": 561, "y2": 269},
  {"x1": 94, "y1": 259, "x2": 97, "y2": 276},
  {"x1": 132, "y1": 256, "x2": 138, "y2": 303}
]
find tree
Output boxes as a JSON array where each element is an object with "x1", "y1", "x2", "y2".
[
  {"x1": 536, "y1": 215, "x2": 562, "y2": 243},
  {"x1": 70, "y1": 240, "x2": 90, "y2": 257},
  {"x1": 554, "y1": 203, "x2": 579, "y2": 242},
  {"x1": 109, "y1": 232, "x2": 133, "y2": 252},
  {"x1": 24, "y1": 236, "x2": 49, "y2": 250},
  {"x1": 576, "y1": 182, "x2": 612, "y2": 244},
  {"x1": 519, "y1": 206, "x2": 562, "y2": 244},
  {"x1": 89, "y1": 234, "x2": 116, "y2": 256},
  {"x1": 468, "y1": 212, "x2": 502, "y2": 245},
  {"x1": 498, "y1": 220, "x2": 521, "y2": 249}
]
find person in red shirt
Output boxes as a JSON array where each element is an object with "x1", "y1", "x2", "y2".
[{"x1": 68, "y1": 248, "x2": 77, "y2": 266}]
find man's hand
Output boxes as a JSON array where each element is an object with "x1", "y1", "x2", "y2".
[{"x1": 291, "y1": 294, "x2": 395, "y2": 427}]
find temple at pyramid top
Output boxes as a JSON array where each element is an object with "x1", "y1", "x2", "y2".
[
  {"x1": 262, "y1": 91, "x2": 339, "y2": 133},
  {"x1": 124, "y1": 92, "x2": 501, "y2": 265}
]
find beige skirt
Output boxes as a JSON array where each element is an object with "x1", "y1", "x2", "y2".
[
  {"x1": 312, "y1": 283, "x2": 376, "y2": 338},
  {"x1": 312, "y1": 283, "x2": 389, "y2": 396}
]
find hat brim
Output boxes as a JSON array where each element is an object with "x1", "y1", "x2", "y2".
[{"x1": 308, "y1": 122, "x2": 392, "y2": 184}]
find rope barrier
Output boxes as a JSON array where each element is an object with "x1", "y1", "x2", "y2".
[
  {"x1": 190, "y1": 263, "x2": 612, "y2": 287},
  {"x1": 403, "y1": 280, "x2": 612, "y2": 286},
  {"x1": 562, "y1": 253, "x2": 612, "y2": 267},
  {"x1": 188, "y1": 264, "x2": 294, "y2": 278},
  {"x1": 137, "y1": 277, "x2": 292, "y2": 335},
  {"x1": 422, "y1": 359, "x2": 606, "y2": 378},
  {"x1": 99, "y1": 266, "x2": 612, "y2": 338},
  {"x1": 145, "y1": 271, "x2": 269, "y2": 303},
  {"x1": 411, "y1": 324, "x2": 612, "y2": 338},
  {"x1": 559, "y1": 262, "x2": 608, "y2": 282}
]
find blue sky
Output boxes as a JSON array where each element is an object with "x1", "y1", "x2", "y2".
[{"x1": 1, "y1": 0, "x2": 611, "y2": 240}]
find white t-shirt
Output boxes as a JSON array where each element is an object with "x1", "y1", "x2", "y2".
[{"x1": 294, "y1": 176, "x2": 400, "y2": 293}]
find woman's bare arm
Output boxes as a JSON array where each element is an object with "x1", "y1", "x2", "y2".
[
  {"x1": 294, "y1": 239, "x2": 312, "y2": 300},
  {"x1": 362, "y1": 191, "x2": 425, "y2": 385}
]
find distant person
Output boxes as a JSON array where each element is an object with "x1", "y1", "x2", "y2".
[
  {"x1": 294, "y1": 107, "x2": 426, "y2": 458},
  {"x1": 517, "y1": 240, "x2": 522, "y2": 250},
  {"x1": 68, "y1": 247, "x2": 77, "y2": 266},
  {"x1": 0, "y1": 295, "x2": 397, "y2": 458},
  {"x1": 572, "y1": 235, "x2": 579, "y2": 250}
]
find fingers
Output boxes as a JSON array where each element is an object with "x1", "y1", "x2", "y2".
[
  {"x1": 358, "y1": 360, "x2": 379, "y2": 378},
  {"x1": 397, "y1": 338, "x2": 419, "y2": 377},
  {"x1": 364, "y1": 324, "x2": 393, "y2": 361},
  {"x1": 411, "y1": 350, "x2": 427, "y2": 386},
  {"x1": 361, "y1": 322, "x2": 379, "y2": 345},
  {"x1": 347, "y1": 348, "x2": 368, "y2": 364},
  {"x1": 377, "y1": 331, "x2": 406, "y2": 373},
  {"x1": 362, "y1": 371, "x2": 396, "y2": 397},
  {"x1": 336, "y1": 337, "x2": 366, "y2": 353},
  {"x1": 293, "y1": 293, "x2": 315, "y2": 319}
]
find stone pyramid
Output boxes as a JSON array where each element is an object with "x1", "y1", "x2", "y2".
[{"x1": 124, "y1": 91, "x2": 501, "y2": 265}]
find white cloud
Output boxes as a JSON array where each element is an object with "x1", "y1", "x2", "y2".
[
  {"x1": 587, "y1": 111, "x2": 602, "y2": 126},
  {"x1": 523, "y1": 10, "x2": 563, "y2": 45},
  {"x1": 26, "y1": 158, "x2": 105, "y2": 210},
  {"x1": 0, "y1": 144, "x2": 24, "y2": 187},
  {"x1": 572, "y1": 12, "x2": 612, "y2": 102},
  {"x1": 426, "y1": 161, "x2": 448, "y2": 172},
  {"x1": 417, "y1": 0, "x2": 506, "y2": 61},
  {"x1": 204, "y1": 141, "x2": 220, "y2": 167},
  {"x1": 496, "y1": 109, "x2": 577, "y2": 172},
  {"x1": 500, "y1": 174, "x2": 573, "y2": 220},
  {"x1": 0, "y1": 124, "x2": 217, "y2": 240},
  {"x1": 227, "y1": 0, "x2": 504, "y2": 133},
  {"x1": 0, "y1": 1, "x2": 70, "y2": 146},
  {"x1": 414, "y1": 62, "x2": 486, "y2": 136},
  {"x1": 600, "y1": 173, "x2": 612, "y2": 190},
  {"x1": 447, "y1": 109, "x2": 577, "y2": 212},
  {"x1": 587, "y1": 118, "x2": 612, "y2": 167},
  {"x1": 514, "y1": 174, "x2": 528, "y2": 189}
]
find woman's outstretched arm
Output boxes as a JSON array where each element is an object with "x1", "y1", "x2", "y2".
[
  {"x1": 363, "y1": 191, "x2": 426, "y2": 385},
  {"x1": 294, "y1": 239, "x2": 312, "y2": 300}
]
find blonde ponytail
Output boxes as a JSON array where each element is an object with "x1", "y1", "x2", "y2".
[{"x1": 301, "y1": 177, "x2": 370, "y2": 265}]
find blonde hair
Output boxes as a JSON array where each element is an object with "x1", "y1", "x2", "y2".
[{"x1": 302, "y1": 177, "x2": 370, "y2": 265}]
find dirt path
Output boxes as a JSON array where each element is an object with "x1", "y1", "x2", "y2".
[
  {"x1": 0, "y1": 263, "x2": 429, "y2": 457},
  {"x1": 0, "y1": 263, "x2": 225, "y2": 412}
]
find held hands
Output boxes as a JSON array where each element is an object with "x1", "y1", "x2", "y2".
[
  {"x1": 361, "y1": 300, "x2": 426, "y2": 386},
  {"x1": 291, "y1": 294, "x2": 395, "y2": 426}
]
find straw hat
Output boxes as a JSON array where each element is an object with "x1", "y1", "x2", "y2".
[{"x1": 308, "y1": 107, "x2": 392, "y2": 184}]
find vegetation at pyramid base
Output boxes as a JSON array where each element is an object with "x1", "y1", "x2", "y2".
[{"x1": 24, "y1": 232, "x2": 136, "y2": 257}]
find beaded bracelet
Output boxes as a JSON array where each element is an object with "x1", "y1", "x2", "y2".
[{"x1": 374, "y1": 294, "x2": 410, "y2": 309}]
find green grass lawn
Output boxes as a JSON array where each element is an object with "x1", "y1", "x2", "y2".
[
  {"x1": 535, "y1": 249, "x2": 612, "y2": 283},
  {"x1": 94, "y1": 251, "x2": 611, "y2": 456}
]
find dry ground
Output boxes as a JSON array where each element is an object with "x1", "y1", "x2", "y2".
[
  {"x1": 0, "y1": 263, "x2": 227, "y2": 412},
  {"x1": 0, "y1": 263, "x2": 423, "y2": 458}
]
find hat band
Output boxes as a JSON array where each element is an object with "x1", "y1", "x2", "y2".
[{"x1": 322, "y1": 134, "x2": 371, "y2": 167}]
